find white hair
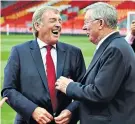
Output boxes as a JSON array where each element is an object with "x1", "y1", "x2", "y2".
[{"x1": 86, "y1": 2, "x2": 117, "y2": 29}]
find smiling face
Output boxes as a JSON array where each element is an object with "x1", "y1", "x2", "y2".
[
  {"x1": 83, "y1": 10, "x2": 101, "y2": 44},
  {"x1": 35, "y1": 10, "x2": 62, "y2": 45}
]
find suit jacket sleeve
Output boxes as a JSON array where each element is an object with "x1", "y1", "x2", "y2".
[
  {"x1": 66, "y1": 47, "x2": 126, "y2": 103},
  {"x1": 1, "y1": 47, "x2": 38, "y2": 122},
  {"x1": 65, "y1": 49, "x2": 86, "y2": 123}
]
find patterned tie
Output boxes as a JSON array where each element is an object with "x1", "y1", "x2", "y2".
[{"x1": 46, "y1": 45, "x2": 57, "y2": 112}]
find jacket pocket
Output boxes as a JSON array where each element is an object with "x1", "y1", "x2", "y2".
[{"x1": 88, "y1": 115, "x2": 111, "y2": 121}]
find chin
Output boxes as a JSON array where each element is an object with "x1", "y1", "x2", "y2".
[
  {"x1": 89, "y1": 39, "x2": 96, "y2": 45},
  {"x1": 89, "y1": 37, "x2": 93, "y2": 43},
  {"x1": 50, "y1": 39, "x2": 58, "y2": 45}
]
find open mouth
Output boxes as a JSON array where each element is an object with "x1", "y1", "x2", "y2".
[
  {"x1": 52, "y1": 28, "x2": 61, "y2": 36},
  {"x1": 52, "y1": 30, "x2": 59, "y2": 35}
]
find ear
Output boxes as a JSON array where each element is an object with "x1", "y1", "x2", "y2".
[
  {"x1": 34, "y1": 22, "x2": 41, "y2": 31},
  {"x1": 99, "y1": 19, "x2": 105, "y2": 30}
]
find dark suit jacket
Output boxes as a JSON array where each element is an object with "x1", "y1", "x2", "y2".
[
  {"x1": 66, "y1": 32, "x2": 135, "y2": 124},
  {"x1": 1, "y1": 40, "x2": 86, "y2": 124}
]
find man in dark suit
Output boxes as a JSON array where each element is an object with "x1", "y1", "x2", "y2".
[
  {"x1": 1, "y1": 6, "x2": 86, "y2": 124},
  {"x1": 56, "y1": 2, "x2": 135, "y2": 124},
  {"x1": 125, "y1": 20, "x2": 135, "y2": 52}
]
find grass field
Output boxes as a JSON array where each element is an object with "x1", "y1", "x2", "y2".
[{"x1": 0, "y1": 34, "x2": 96, "y2": 124}]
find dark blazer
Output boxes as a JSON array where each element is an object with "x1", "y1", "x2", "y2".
[
  {"x1": 66, "y1": 32, "x2": 135, "y2": 124},
  {"x1": 1, "y1": 40, "x2": 86, "y2": 124}
]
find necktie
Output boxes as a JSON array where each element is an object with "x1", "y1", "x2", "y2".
[{"x1": 46, "y1": 45, "x2": 57, "y2": 112}]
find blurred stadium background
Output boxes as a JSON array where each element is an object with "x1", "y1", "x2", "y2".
[{"x1": 1, "y1": 0, "x2": 135, "y2": 123}]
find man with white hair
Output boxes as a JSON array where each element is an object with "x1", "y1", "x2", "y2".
[
  {"x1": 56, "y1": 2, "x2": 135, "y2": 124},
  {"x1": 1, "y1": 6, "x2": 86, "y2": 124}
]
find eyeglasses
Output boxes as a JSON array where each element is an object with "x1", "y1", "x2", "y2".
[{"x1": 83, "y1": 19, "x2": 100, "y2": 26}]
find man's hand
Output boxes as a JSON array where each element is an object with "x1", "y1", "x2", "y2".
[
  {"x1": 0, "y1": 97, "x2": 8, "y2": 107},
  {"x1": 32, "y1": 107, "x2": 53, "y2": 124},
  {"x1": 54, "y1": 109, "x2": 72, "y2": 124},
  {"x1": 55, "y1": 76, "x2": 73, "y2": 94}
]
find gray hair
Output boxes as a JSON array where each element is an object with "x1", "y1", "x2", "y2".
[
  {"x1": 32, "y1": 6, "x2": 60, "y2": 37},
  {"x1": 86, "y1": 2, "x2": 117, "y2": 29}
]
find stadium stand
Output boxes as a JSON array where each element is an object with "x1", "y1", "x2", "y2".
[{"x1": 1, "y1": 0, "x2": 135, "y2": 35}]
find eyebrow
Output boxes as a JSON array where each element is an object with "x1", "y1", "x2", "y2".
[{"x1": 49, "y1": 18, "x2": 62, "y2": 21}]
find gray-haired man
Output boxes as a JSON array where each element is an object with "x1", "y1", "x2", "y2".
[{"x1": 56, "y1": 2, "x2": 135, "y2": 124}]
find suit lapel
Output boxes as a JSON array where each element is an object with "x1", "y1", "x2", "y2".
[
  {"x1": 56, "y1": 42, "x2": 66, "y2": 79},
  {"x1": 55, "y1": 42, "x2": 66, "y2": 97},
  {"x1": 29, "y1": 40, "x2": 49, "y2": 92},
  {"x1": 82, "y1": 32, "x2": 121, "y2": 81}
]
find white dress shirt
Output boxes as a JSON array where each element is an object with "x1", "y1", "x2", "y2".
[
  {"x1": 96, "y1": 31, "x2": 118, "y2": 51},
  {"x1": 37, "y1": 38, "x2": 57, "y2": 74}
]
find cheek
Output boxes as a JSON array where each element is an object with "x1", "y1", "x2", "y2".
[
  {"x1": 91, "y1": 28, "x2": 98, "y2": 37},
  {"x1": 44, "y1": 28, "x2": 52, "y2": 37},
  {"x1": 40, "y1": 27, "x2": 48, "y2": 33},
  {"x1": 42, "y1": 24, "x2": 52, "y2": 32},
  {"x1": 89, "y1": 30, "x2": 99, "y2": 42}
]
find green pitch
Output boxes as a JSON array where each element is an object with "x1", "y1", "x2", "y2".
[{"x1": 1, "y1": 34, "x2": 95, "y2": 124}]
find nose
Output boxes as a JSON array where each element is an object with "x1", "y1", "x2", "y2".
[
  {"x1": 82, "y1": 25, "x2": 87, "y2": 30},
  {"x1": 55, "y1": 20, "x2": 61, "y2": 27}
]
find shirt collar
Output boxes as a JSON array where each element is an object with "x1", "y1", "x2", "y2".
[
  {"x1": 37, "y1": 38, "x2": 56, "y2": 49},
  {"x1": 125, "y1": 32, "x2": 135, "y2": 44},
  {"x1": 96, "y1": 31, "x2": 118, "y2": 50}
]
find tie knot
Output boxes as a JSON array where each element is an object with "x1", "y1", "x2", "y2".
[{"x1": 46, "y1": 45, "x2": 52, "y2": 52}]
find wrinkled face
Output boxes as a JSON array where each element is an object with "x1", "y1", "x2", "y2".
[
  {"x1": 35, "y1": 10, "x2": 62, "y2": 45},
  {"x1": 83, "y1": 10, "x2": 100, "y2": 44},
  {"x1": 131, "y1": 20, "x2": 135, "y2": 36}
]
